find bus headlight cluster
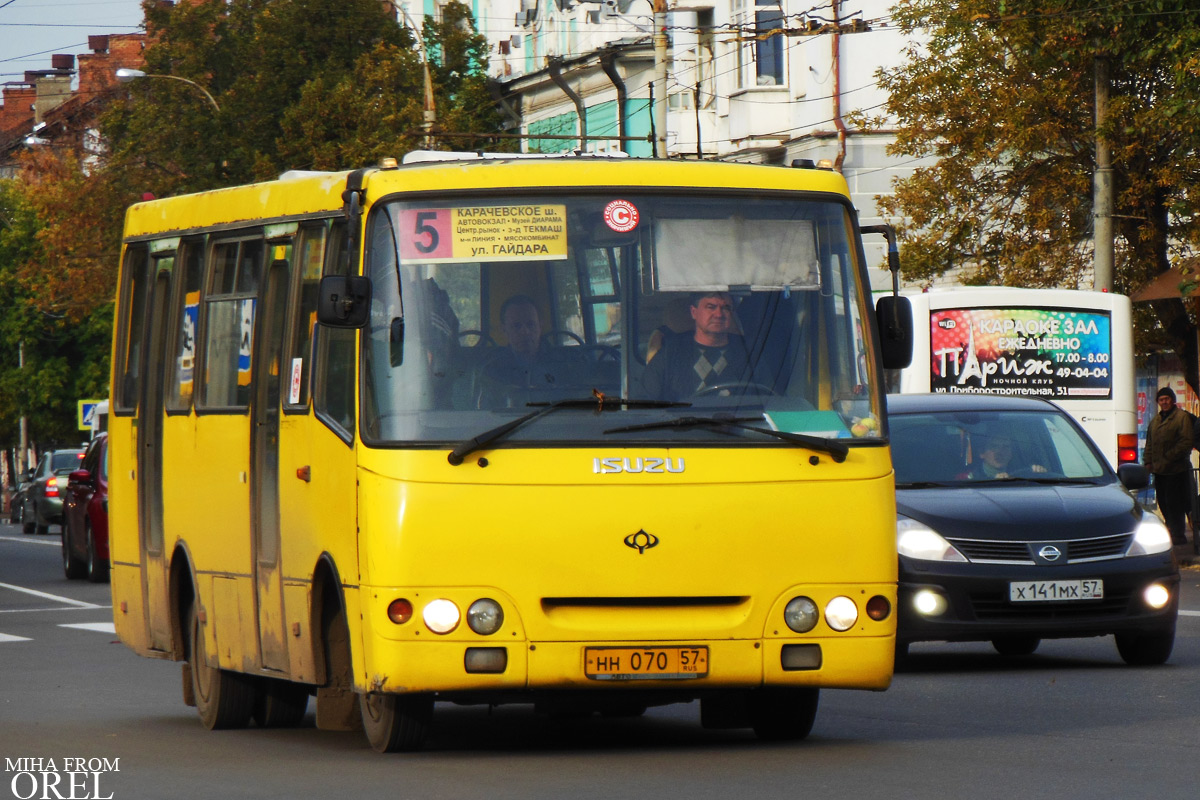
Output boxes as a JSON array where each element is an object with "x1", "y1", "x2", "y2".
[
  {"x1": 783, "y1": 597, "x2": 819, "y2": 632},
  {"x1": 387, "y1": 597, "x2": 505, "y2": 635}
]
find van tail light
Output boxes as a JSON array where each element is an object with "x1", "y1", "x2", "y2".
[
  {"x1": 44, "y1": 477, "x2": 59, "y2": 498},
  {"x1": 1117, "y1": 433, "x2": 1139, "y2": 465}
]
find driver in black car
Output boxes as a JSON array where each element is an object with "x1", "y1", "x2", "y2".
[
  {"x1": 962, "y1": 432, "x2": 1047, "y2": 480},
  {"x1": 642, "y1": 291, "x2": 756, "y2": 401}
]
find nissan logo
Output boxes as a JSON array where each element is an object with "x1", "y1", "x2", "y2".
[
  {"x1": 1038, "y1": 545, "x2": 1063, "y2": 562},
  {"x1": 624, "y1": 530, "x2": 659, "y2": 554}
]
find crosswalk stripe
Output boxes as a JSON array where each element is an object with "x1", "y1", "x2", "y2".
[
  {"x1": 59, "y1": 622, "x2": 116, "y2": 633},
  {"x1": 0, "y1": 582, "x2": 101, "y2": 609},
  {"x1": 0, "y1": 633, "x2": 31, "y2": 642}
]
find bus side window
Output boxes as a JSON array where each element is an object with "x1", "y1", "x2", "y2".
[
  {"x1": 283, "y1": 224, "x2": 327, "y2": 411},
  {"x1": 115, "y1": 245, "x2": 151, "y2": 412},
  {"x1": 200, "y1": 237, "x2": 264, "y2": 410},
  {"x1": 166, "y1": 241, "x2": 204, "y2": 412},
  {"x1": 313, "y1": 221, "x2": 356, "y2": 440}
]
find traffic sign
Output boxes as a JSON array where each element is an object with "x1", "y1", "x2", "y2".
[{"x1": 78, "y1": 400, "x2": 104, "y2": 431}]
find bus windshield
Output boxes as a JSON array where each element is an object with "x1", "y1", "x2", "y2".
[{"x1": 361, "y1": 192, "x2": 882, "y2": 446}]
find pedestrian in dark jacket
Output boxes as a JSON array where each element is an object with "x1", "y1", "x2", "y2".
[{"x1": 1145, "y1": 386, "x2": 1193, "y2": 545}]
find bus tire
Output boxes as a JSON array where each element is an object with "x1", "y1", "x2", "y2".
[
  {"x1": 188, "y1": 605, "x2": 255, "y2": 730},
  {"x1": 253, "y1": 678, "x2": 310, "y2": 728},
  {"x1": 749, "y1": 687, "x2": 819, "y2": 742},
  {"x1": 360, "y1": 692, "x2": 433, "y2": 753}
]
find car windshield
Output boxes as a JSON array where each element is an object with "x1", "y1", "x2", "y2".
[
  {"x1": 890, "y1": 408, "x2": 1110, "y2": 485},
  {"x1": 51, "y1": 451, "x2": 84, "y2": 473},
  {"x1": 361, "y1": 191, "x2": 883, "y2": 447}
]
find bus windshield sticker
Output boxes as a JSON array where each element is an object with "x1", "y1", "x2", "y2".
[
  {"x1": 603, "y1": 199, "x2": 640, "y2": 232},
  {"x1": 930, "y1": 307, "x2": 1112, "y2": 399},
  {"x1": 396, "y1": 205, "x2": 568, "y2": 264}
]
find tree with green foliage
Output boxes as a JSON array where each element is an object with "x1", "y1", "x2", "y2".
[{"x1": 868, "y1": 0, "x2": 1200, "y2": 375}]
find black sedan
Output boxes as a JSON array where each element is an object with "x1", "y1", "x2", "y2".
[{"x1": 888, "y1": 393, "x2": 1178, "y2": 666}]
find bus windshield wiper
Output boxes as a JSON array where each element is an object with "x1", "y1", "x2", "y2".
[
  {"x1": 448, "y1": 392, "x2": 690, "y2": 466},
  {"x1": 604, "y1": 414, "x2": 850, "y2": 463}
]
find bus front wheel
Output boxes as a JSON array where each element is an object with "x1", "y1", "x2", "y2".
[
  {"x1": 188, "y1": 605, "x2": 255, "y2": 730},
  {"x1": 749, "y1": 688, "x2": 820, "y2": 742},
  {"x1": 360, "y1": 692, "x2": 433, "y2": 753}
]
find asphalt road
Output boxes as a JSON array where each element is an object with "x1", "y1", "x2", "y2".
[{"x1": 1, "y1": 521, "x2": 1198, "y2": 800}]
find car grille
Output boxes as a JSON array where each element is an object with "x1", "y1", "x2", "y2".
[
  {"x1": 969, "y1": 587, "x2": 1135, "y2": 620},
  {"x1": 945, "y1": 533, "x2": 1133, "y2": 565}
]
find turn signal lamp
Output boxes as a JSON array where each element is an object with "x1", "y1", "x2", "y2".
[
  {"x1": 1117, "y1": 434, "x2": 1138, "y2": 464},
  {"x1": 387, "y1": 598, "x2": 413, "y2": 625},
  {"x1": 865, "y1": 595, "x2": 891, "y2": 621}
]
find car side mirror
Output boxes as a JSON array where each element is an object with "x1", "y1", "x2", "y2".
[
  {"x1": 1117, "y1": 463, "x2": 1149, "y2": 491},
  {"x1": 316, "y1": 275, "x2": 371, "y2": 328},
  {"x1": 68, "y1": 468, "x2": 90, "y2": 487},
  {"x1": 876, "y1": 295, "x2": 913, "y2": 369}
]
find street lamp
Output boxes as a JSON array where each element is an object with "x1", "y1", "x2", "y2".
[{"x1": 115, "y1": 68, "x2": 220, "y2": 113}]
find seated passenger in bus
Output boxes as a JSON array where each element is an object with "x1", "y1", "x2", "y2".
[
  {"x1": 642, "y1": 291, "x2": 757, "y2": 401},
  {"x1": 479, "y1": 294, "x2": 583, "y2": 408}
]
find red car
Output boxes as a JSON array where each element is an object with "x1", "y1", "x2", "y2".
[{"x1": 62, "y1": 433, "x2": 108, "y2": 582}]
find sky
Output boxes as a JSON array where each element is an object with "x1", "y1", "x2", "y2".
[{"x1": 0, "y1": 0, "x2": 146, "y2": 81}]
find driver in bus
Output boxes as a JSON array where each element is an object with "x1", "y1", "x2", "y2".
[{"x1": 642, "y1": 291, "x2": 756, "y2": 401}]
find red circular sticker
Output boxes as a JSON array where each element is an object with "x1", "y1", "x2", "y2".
[{"x1": 603, "y1": 199, "x2": 640, "y2": 233}]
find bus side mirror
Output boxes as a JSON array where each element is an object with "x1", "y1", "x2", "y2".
[
  {"x1": 876, "y1": 295, "x2": 913, "y2": 369},
  {"x1": 317, "y1": 275, "x2": 371, "y2": 328},
  {"x1": 1118, "y1": 463, "x2": 1149, "y2": 491}
]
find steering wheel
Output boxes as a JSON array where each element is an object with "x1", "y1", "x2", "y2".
[
  {"x1": 458, "y1": 329, "x2": 495, "y2": 347},
  {"x1": 695, "y1": 381, "x2": 779, "y2": 398},
  {"x1": 542, "y1": 329, "x2": 585, "y2": 347}
]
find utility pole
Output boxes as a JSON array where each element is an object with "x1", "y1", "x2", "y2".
[
  {"x1": 18, "y1": 340, "x2": 27, "y2": 473},
  {"x1": 1093, "y1": 56, "x2": 1114, "y2": 292},
  {"x1": 653, "y1": 0, "x2": 668, "y2": 158}
]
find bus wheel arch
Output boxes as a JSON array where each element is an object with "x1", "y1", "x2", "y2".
[{"x1": 311, "y1": 555, "x2": 362, "y2": 732}]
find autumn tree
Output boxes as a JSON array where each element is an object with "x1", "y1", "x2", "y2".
[{"x1": 870, "y1": 0, "x2": 1200, "y2": 373}]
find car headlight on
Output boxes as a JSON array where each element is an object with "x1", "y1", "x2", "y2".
[
  {"x1": 897, "y1": 516, "x2": 968, "y2": 562},
  {"x1": 1126, "y1": 516, "x2": 1172, "y2": 557}
]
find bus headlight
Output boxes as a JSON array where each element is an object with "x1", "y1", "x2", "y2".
[
  {"x1": 783, "y1": 597, "x2": 819, "y2": 633},
  {"x1": 422, "y1": 599, "x2": 460, "y2": 634},
  {"x1": 897, "y1": 517, "x2": 967, "y2": 562},
  {"x1": 824, "y1": 596, "x2": 858, "y2": 631},
  {"x1": 467, "y1": 598, "x2": 504, "y2": 635},
  {"x1": 1126, "y1": 517, "x2": 1172, "y2": 557}
]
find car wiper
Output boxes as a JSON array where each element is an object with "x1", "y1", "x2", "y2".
[
  {"x1": 448, "y1": 392, "x2": 690, "y2": 466},
  {"x1": 896, "y1": 481, "x2": 958, "y2": 489},
  {"x1": 604, "y1": 414, "x2": 850, "y2": 463}
]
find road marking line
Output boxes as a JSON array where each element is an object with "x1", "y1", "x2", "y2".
[
  {"x1": 0, "y1": 582, "x2": 100, "y2": 609},
  {"x1": 1181, "y1": 610, "x2": 1200, "y2": 617},
  {"x1": 59, "y1": 622, "x2": 115, "y2": 633},
  {"x1": 0, "y1": 633, "x2": 31, "y2": 642},
  {"x1": 0, "y1": 605, "x2": 112, "y2": 614},
  {"x1": 0, "y1": 535, "x2": 61, "y2": 547}
]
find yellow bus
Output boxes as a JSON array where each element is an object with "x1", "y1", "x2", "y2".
[{"x1": 109, "y1": 153, "x2": 913, "y2": 752}]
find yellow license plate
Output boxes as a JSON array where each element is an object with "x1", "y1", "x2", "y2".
[{"x1": 584, "y1": 646, "x2": 709, "y2": 680}]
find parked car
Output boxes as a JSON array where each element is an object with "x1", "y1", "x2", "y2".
[
  {"x1": 62, "y1": 434, "x2": 108, "y2": 582},
  {"x1": 21, "y1": 448, "x2": 86, "y2": 535},
  {"x1": 9, "y1": 478, "x2": 28, "y2": 524},
  {"x1": 888, "y1": 393, "x2": 1179, "y2": 666}
]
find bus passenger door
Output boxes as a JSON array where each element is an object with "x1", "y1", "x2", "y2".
[
  {"x1": 251, "y1": 256, "x2": 290, "y2": 671},
  {"x1": 139, "y1": 266, "x2": 173, "y2": 653}
]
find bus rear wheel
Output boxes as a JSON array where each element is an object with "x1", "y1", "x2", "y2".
[
  {"x1": 360, "y1": 692, "x2": 433, "y2": 753},
  {"x1": 253, "y1": 678, "x2": 310, "y2": 728},
  {"x1": 188, "y1": 605, "x2": 255, "y2": 730}
]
